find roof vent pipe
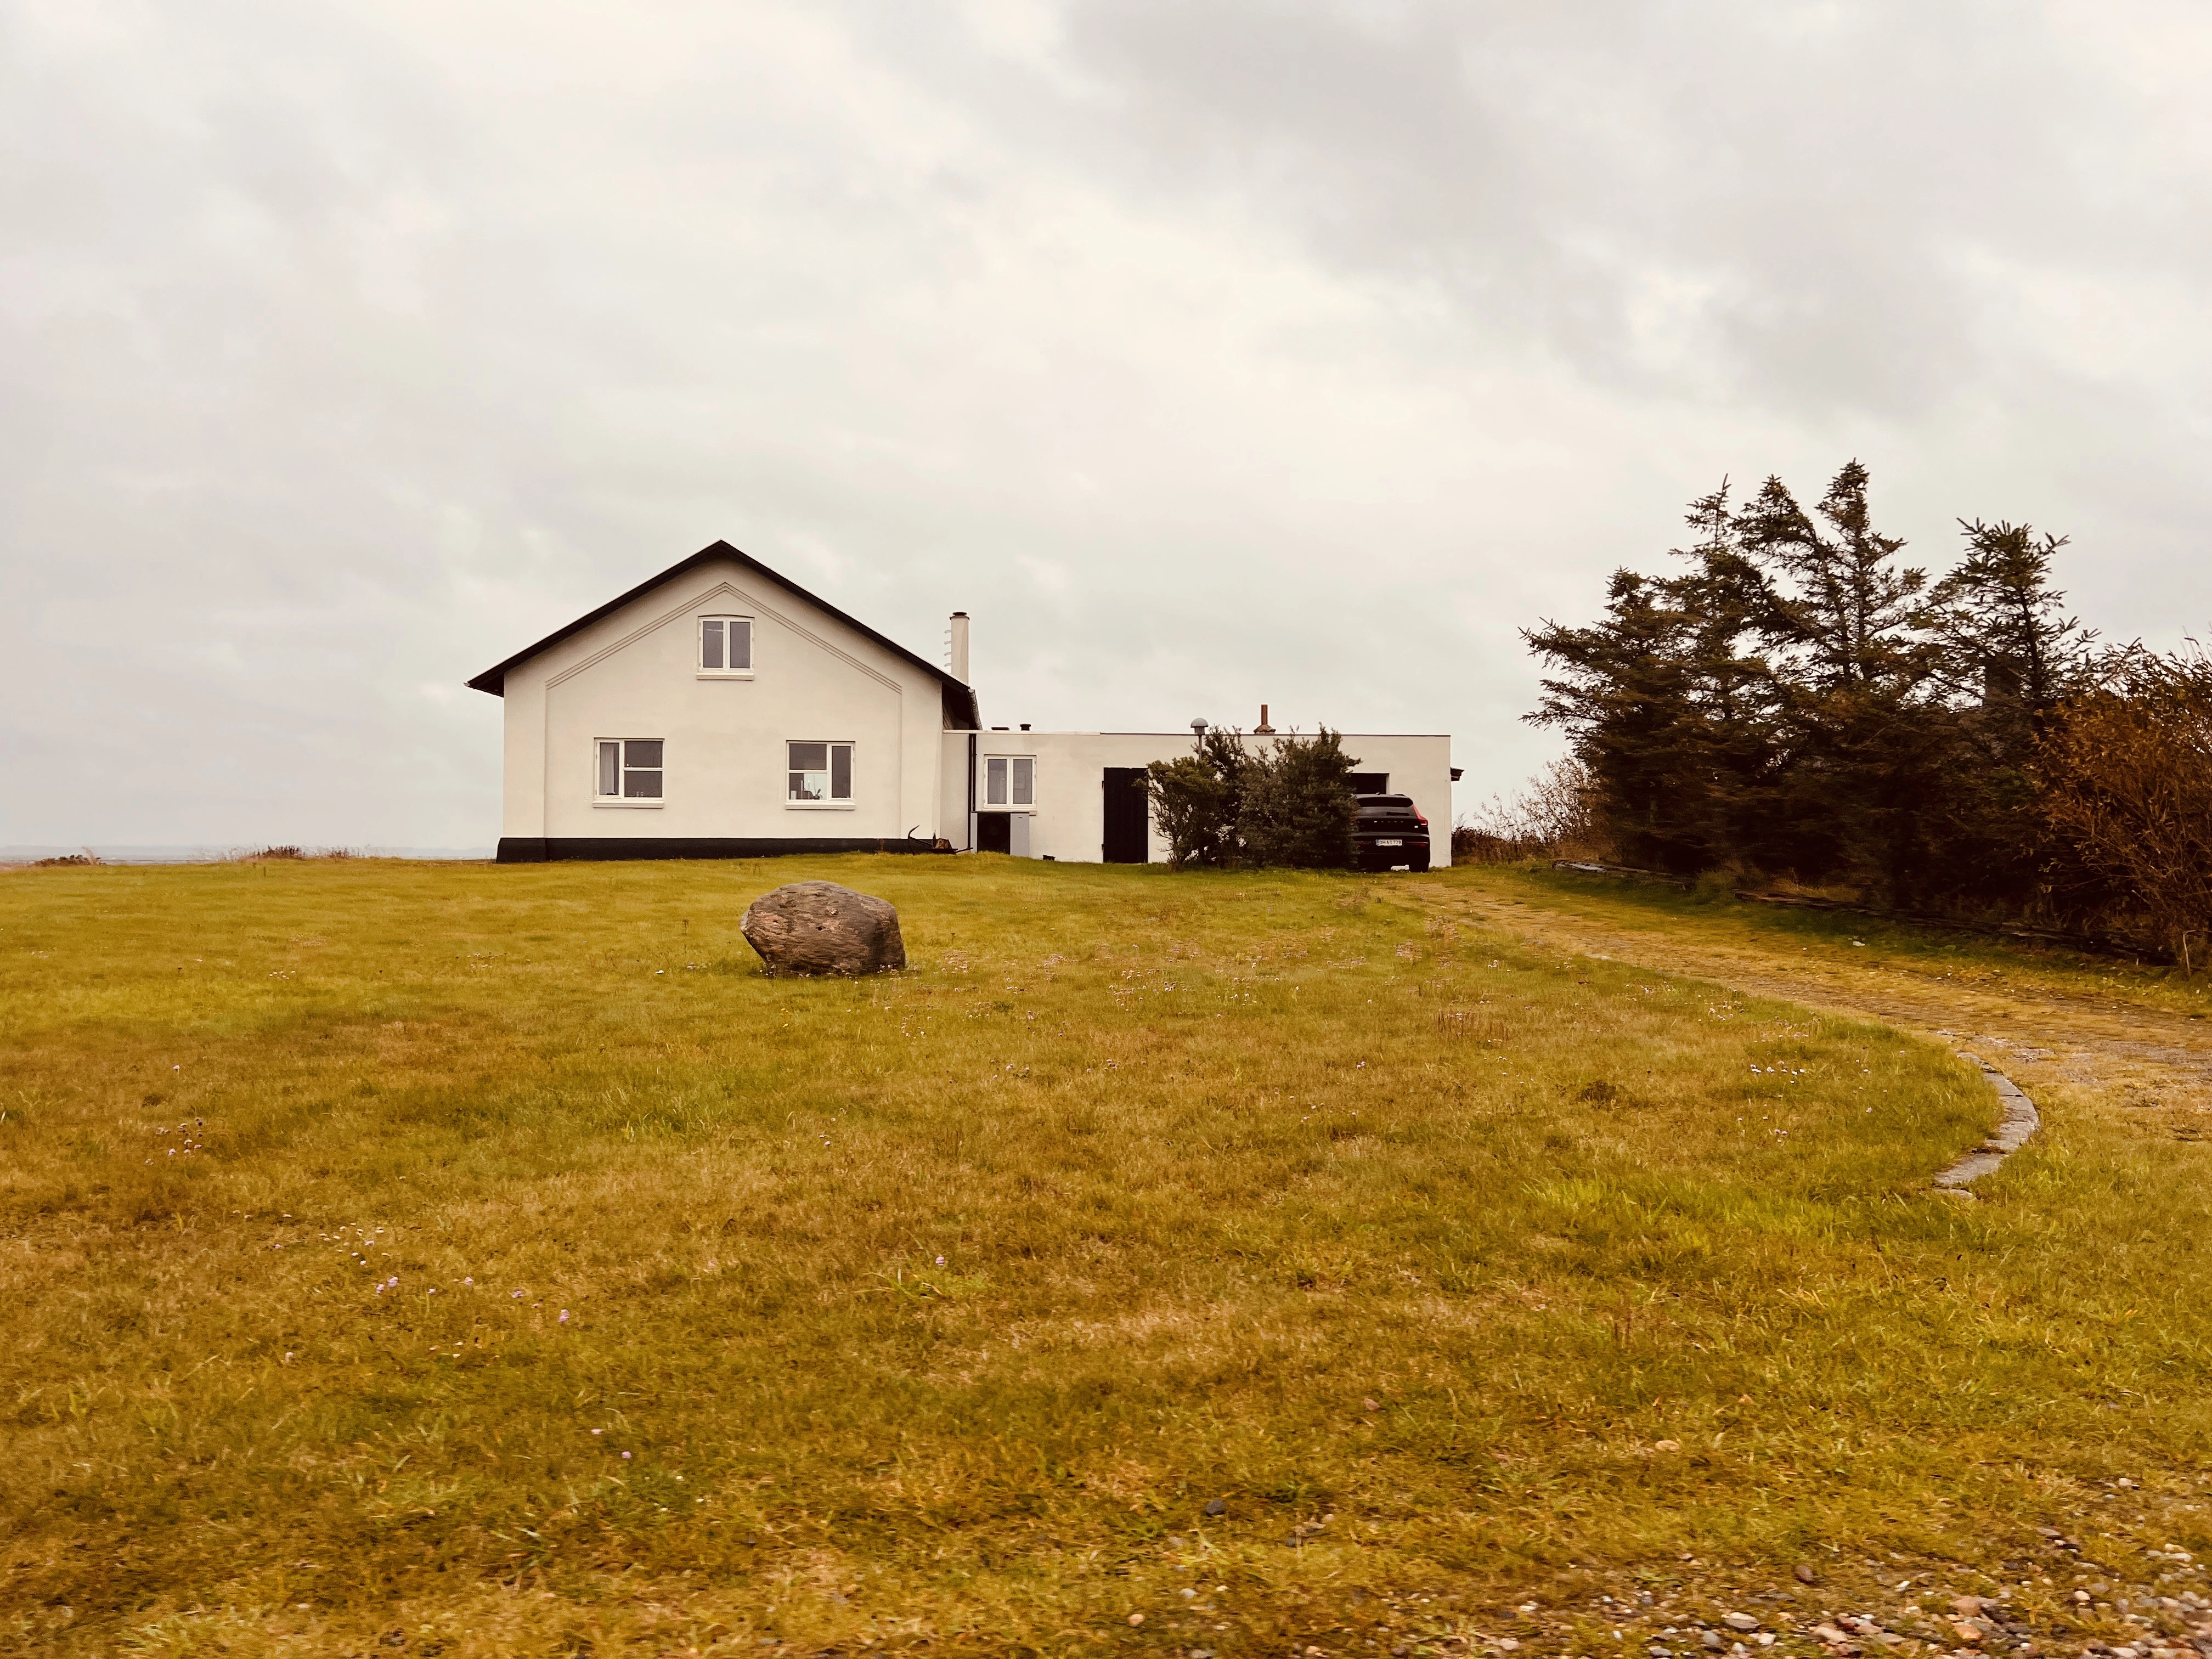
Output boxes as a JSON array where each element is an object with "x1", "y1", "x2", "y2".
[
  {"x1": 1254, "y1": 703, "x2": 1274, "y2": 734},
  {"x1": 949, "y1": 612, "x2": 970, "y2": 683}
]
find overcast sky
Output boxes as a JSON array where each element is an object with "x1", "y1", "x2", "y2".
[{"x1": 5, "y1": 0, "x2": 2210, "y2": 848}]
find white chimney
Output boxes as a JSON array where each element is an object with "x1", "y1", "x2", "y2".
[{"x1": 949, "y1": 612, "x2": 970, "y2": 682}]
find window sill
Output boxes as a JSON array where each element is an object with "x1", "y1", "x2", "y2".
[
  {"x1": 594, "y1": 800, "x2": 665, "y2": 809},
  {"x1": 785, "y1": 802, "x2": 856, "y2": 811},
  {"x1": 696, "y1": 671, "x2": 755, "y2": 680}
]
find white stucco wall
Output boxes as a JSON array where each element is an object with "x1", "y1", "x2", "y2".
[
  {"x1": 498, "y1": 557, "x2": 950, "y2": 842},
  {"x1": 941, "y1": 730, "x2": 1454, "y2": 866},
  {"x1": 484, "y1": 554, "x2": 1456, "y2": 861}
]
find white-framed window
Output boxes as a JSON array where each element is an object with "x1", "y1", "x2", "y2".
[
  {"x1": 699, "y1": 615, "x2": 753, "y2": 675},
  {"x1": 787, "y1": 741, "x2": 853, "y2": 804},
  {"x1": 984, "y1": 756, "x2": 1035, "y2": 806},
  {"x1": 596, "y1": 738, "x2": 664, "y2": 800}
]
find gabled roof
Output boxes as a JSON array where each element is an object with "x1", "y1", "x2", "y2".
[{"x1": 465, "y1": 540, "x2": 980, "y2": 727}]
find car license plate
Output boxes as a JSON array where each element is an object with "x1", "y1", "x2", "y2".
[{"x1": 1374, "y1": 838, "x2": 1403, "y2": 847}]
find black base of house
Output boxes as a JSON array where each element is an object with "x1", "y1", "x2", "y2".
[{"x1": 496, "y1": 836, "x2": 955, "y2": 864}]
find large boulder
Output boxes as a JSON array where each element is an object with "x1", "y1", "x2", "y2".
[{"x1": 741, "y1": 881, "x2": 907, "y2": 976}]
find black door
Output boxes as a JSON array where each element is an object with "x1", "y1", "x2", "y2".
[
  {"x1": 1102, "y1": 768, "x2": 1149, "y2": 863},
  {"x1": 975, "y1": 811, "x2": 1011, "y2": 854}
]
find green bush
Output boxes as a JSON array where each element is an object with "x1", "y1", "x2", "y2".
[
  {"x1": 1241, "y1": 728, "x2": 1359, "y2": 868},
  {"x1": 1146, "y1": 726, "x2": 1358, "y2": 870},
  {"x1": 1145, "y1": 727, "x2": 1248, "y2": 868},
  {"x1": 1146, "y1": 755, "x2": 1233, "y2": 868}
]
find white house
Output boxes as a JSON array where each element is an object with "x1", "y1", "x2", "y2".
[{"x1": 469, "y1": 542, "x2": 1455, "y2": 865}]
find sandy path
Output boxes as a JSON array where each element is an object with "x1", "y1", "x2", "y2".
[{"x1": 1410, "y1": 881, "x2": 2212, "y2": 1144}]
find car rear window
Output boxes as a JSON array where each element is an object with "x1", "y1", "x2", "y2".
[{"x1": 1357, "y1": 796, "x2": 1414, "y2": 810}]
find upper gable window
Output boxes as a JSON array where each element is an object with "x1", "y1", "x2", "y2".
[{"x1": 699, "y1": 616, "x2": 753, "y2": 676}]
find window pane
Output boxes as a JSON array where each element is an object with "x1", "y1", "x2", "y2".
[
  {"x1": 789, "y1": 770, "x2": 825, "y2": 801},
  {"x1": 598, "y1": 741, "x2": 620, "y2": 797},
  {"x1": 730, "y1": 618, "x2": 752, "y2": 670},
  {"x1": 627, "y1": 740, "x2": 663, "y2": 768},
  {"x1": 625, "y1": 769, "x2": 663, "y2": 799},
  {"x1": 985, "y1": 757, "x2": 1007, "y2": 805},
  {"x1": 1012, "y1": 758, "x2": 1034, "y2": 805},
  {"x1": 701, "y1": 619, "x2": 724, "y2": 670},
  {"x1": 831, "y1": 743, "x2": 852, "y2": 800},
  {"x1": 788, "y1": 741, "x2": 828, "y2": 771}
]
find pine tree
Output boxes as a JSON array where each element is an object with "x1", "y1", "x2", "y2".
[
  {"x1": 1527, "y1": 462, "x2": 2084, "y2": 910},
  {"x1": 1725, "y1": 463, "x2": 1948, "y2": 895},
  {"x1": 1914, "y1": 520, "x2": 2102, "y2": 910},
  {"x1": 1738, "y1": 461, "x2": 1928, "y2": 691},
  {"x1": 1923, "y1": 520, "x2": 2096, "y2": 732},
  {"x1": 1526, "y1": 569, "x2": 1712, "y2": 870},
  {"x1": 1526, "y1": 485, "x2": 1784, "y2": 872}
]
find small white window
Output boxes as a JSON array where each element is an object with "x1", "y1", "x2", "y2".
[
  {"x1": 699, "y1": 616, "x2": 753, "y2": 674},
  {"x1": 596, "y1": 739, "x2": 664, "y2": 799},
  {"x1": 985, "y1": 756, "x2": 1036, "y2": 806},
  {"x1": 787, "y1": 741, "x2": 853, "y2": 803}
]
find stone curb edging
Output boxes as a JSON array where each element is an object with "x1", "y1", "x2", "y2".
[{"x1": 1932, "y1": 1052, "x2": 2041, "y2": 1190}]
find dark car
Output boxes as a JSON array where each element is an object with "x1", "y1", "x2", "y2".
[{"x1": 1353, "y1": 792, "x2": 1430, "y2": 872}]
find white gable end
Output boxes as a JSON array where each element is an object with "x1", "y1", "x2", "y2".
[{"x1": 484, "y1": 550, "x2": 962, "y2": 856}]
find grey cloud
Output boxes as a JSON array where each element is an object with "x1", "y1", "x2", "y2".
[
  {"x1": 3, "y1": 1, "x2": 2208, "y2": 845},
  {"x1": 1049, "y1": 1, "x2": 2177, "y2": 412}
]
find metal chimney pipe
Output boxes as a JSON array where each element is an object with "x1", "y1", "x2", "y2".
[
  {"x1": 1255, "y1": 703, "x2": 1274, "y2": 734},
  {"x1": 949, "y1": 612, "x2": 970, "y2": 682}
]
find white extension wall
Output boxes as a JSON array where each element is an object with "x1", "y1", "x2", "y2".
[{"x1": 941, "y1": 730, "x2": 1455, "y2": 866}]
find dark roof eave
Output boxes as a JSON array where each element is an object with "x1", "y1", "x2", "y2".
[
  {"x1": 465, "y1": 541, "x2": 975, "y2": 724},
  {"x1": 941, "y1": 680, "x2": 980, "y2": 730}
]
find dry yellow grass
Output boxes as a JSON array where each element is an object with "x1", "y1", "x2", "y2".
[{"x1": 3, "y1": 855, "x2": 2209, "y2": 1657}]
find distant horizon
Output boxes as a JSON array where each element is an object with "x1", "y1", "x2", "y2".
[{"x1": 1, "y1": 846, "x2": 496, "y2": 866}]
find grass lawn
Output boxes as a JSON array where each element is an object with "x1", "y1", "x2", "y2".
[{"x1": 3, "y1": 855, "x2": 2210, "y2": 1658}]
